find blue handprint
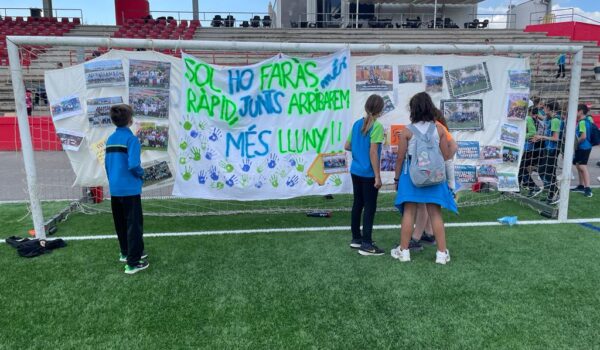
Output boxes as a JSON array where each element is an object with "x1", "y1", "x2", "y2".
[
  {"x1": 205, "y1": 148, "x2": 215, "y2": 160},
  {"x1": 190, "y1": 129, "x2": 199, "y2": 138},
  {"x1": 208, "y1": 128, "x2": 222, "y2": 142},
  {"x1": 286, "y1": 155, "x2": 297, "y2": 167},
  {"x1": 209, "y1": 166, "x2": 219, "y2": 181},
  {"x1": 240, "y1": 159, "x2": 252, "y2": 172},
  {"x1": 197, "y1": 170, "x2": 207, "y2": 184},
  {"x1": 254, "y1": 176, "x2": 265, "y2": 189},
  {"x1": 267, "y1": 153, "x2": 278, "y2": 169},
  {"x1": 225, "y1": 175, "x2": 238, "y2": 187},
  {"x1": 286, "y1": 175, "x2": 299, "y2": 187}
]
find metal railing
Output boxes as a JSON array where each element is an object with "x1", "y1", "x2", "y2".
[
  {"x1": 0, "y1": 7, "x2": 83, "y2": 21},
  {"x1": 529, "y1": 8, "x2": 600, "y2": 26},
  {"x1": 295, "y1": 12, "x2": 515, "y2": 29},
  {"x1": 120, "y1": 10, "x2": 272, "y2": 28}
]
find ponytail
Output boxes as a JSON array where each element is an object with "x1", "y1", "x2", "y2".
[{"x1": 362, "y1": 94, "x2": 384, "y2": 135}]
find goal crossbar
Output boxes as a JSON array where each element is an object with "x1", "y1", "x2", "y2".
[{"x1": 6, "y1": 36, "x2": 584, "y2": 238}]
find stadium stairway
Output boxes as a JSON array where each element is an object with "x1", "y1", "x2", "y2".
[{"x1": 1, "y1": 26, "x2": 599, "y2": 116}]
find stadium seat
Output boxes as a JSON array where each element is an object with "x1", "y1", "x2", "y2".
[
  {"x1": 263, "y1": 16, "x2": 271, "y2": 28},
  {"x1": 61, "y1": 17, "x2": 69, "y2": 23},
  {"x1": 73, "y1": 18, "x2": 80, "y2": 25},
  {"x1": 250, "y1": 16, "x2": 260, "y2": 28}
]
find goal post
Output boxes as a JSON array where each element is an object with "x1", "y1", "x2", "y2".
[{"x1": 6, "y1": 35, "x2": 585, "y2": 239}]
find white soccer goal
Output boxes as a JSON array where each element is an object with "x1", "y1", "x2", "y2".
[{"x1": 5, "y1": 35, "x2": 584, "y2": 239}]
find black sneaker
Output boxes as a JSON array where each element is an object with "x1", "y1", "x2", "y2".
[
  {"x1": 419, "y1": 232, "x2": 436, "y2": 245},
  {"x1": 571, "y1": 185, "x2": 585, "y2": 193},
  {"x1": 547, "y1": 197, "x2": 560, "y2": 205},
  {"x1": 527, "y1": 187, "x2": 544, "y2": 198},
  {"x1": 349, "y1": 239, "x2": 362, "y2": 249},
  {"x1": 124, "y1": 260, "x2": 149, "y2": 274},
  {"x1": 584, "y1": 188, "x2": 593, "y2": 198},
  {"x1": 408, "y1": 238, "x2": 423, "y2": 252},
  {"x1": 358, "y1": 243, "x2": 385, "y2": 256}
]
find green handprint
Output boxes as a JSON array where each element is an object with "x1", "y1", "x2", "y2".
[
  {"x1": 296, "y1": 162, "x2": 305, "y2": 172},
  {"x1": 211, "y1": 181, "x2": 224, "y2": 190},
  {"x1": 179, "y1": 156, "x2": 187, "y2": 165},
  {"x1": 330, "y1": 175, "x2": 342, "y2": 186},
  {"x1": 305, "y1": 176, "x2": 315, "y2": 186},
  {"x1": 219, "y1": 160, "x2": 234, "y2": 173},
  {"x1": 190, "y1": 147, "x2": 202, "y2": 161},
  {"x1": 182, "y1": 115, "x2": 193, "y2": 131},
  {"x1": 181, "y1": 166, "x2": 193, "y2": 181},
  {"x1": 179, "y1": 138, "x2": 189, "y2": 151},
  {"x1": 197, "y1": 120, "x2": 207, "y2": 131},
  {"x1": 270, "y1": 174, "x2": 279, "y2": 188},
  {"x1": 277, "y1": 168, "x2": 288, "y2": 178},
  {"x1": 257, "y1": 163, "x2": 265, "y2": 174},
  {"x1": 240, "y1": 174, "x2": 250, "y2": 188}
]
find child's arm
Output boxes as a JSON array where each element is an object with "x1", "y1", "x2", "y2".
[
  {"x1": 127, "y1": 136, "x2": 144, "y2": 178},
  {"x1": 394, "y1": 130, "x2": 410, "y2": 186},
  {"x1": 369, "y1": 143, "x2": 382, "y2": 189},
  {"x1": 437, "y1": 124, "x2": 456, "y2": 160}
]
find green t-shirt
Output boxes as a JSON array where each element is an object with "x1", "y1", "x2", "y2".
[
  {"x1": 346, "y1": 120, "x2": 384, "y2": 144},
  {"x1": 525, "y1": 115, "x2": 536, "y2": 138}
]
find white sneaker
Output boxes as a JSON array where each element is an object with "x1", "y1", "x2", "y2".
[
  {"x1": 391, "y1": 246, "x2": 410, "y2": 262},
  {"x1": 435, "y1": 250, "x2": 451, "y2": 265}
]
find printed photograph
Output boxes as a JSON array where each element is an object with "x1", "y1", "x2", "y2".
[
  {"x1": 456, "y1": 141, "x2": 480, "y2": 160},
  {"x1": 135, "y1": 122, "x2": 169, "y2": 151},
  {"x1": 129, "y1": 60, "x2": 171, "y2": 89},
  {"x1": 56, "y1": 128, "x2": 85, "y2": 151},
  {"x1": 398, "y1": 65, "x2": 422, "y2": 84},
  {"x1": 506, "y1": 93, "x2": 529, "y2": 121},
  {"x1": 445, "y1": 63, "x2": 492, "y2": 98},
  {"x1": 509, "y1": 69, "x2": 531, "y2": 89},
  {"x1": 142, "y1": 160, "x2": 173, "y2": 187},
  {"x1": 323, "y1": 153, "x2": 348, "y2": 174},
  {"x1": 502, "y1": 146, "x2": 520, "y2": 164},
  {"x1": 87, "y1": 96, "x2": 123, "y2": 128},
  {"x1": 380, "y1": 145, "x2": 398, "y2": 172},
  {"x1": 454, "y1": 165, "x2": 477, "y2": 184},
  {"x1": 130, "y1": 88, "x2": 170, "y2": 119},
  {"x1": 498, "y1": 172, "x2": 519, "y2": 192},
  {"x1": 84, "y1": 59, "x2": 125, "y2": 88},
  {"x1": 424, "y1": 66, "x2": 444, "y2": 93},
  {"x1": 389, "y1": 124, "x2": 406, "y2": 146},
  {"x1": 481, "y1": 145, "x2": 503, "y2": 163},
  {"x1": 382, "y1": 95, "x2": 395, "y2": 116},
  {"x1": 477, "y1": 164, "x2": 498, "y2": 182},
  {"x1": 50, "y1": 95, "x2": 83, "y2": 121},
  {"x1": 499, "y1": 122, "x2": 521, "y2": 146},
  {"x1": 441, "y1": 99, "x2": 484, "y2": 131},
  {"x1": 355, "y1": 65, "x2": 393, "y2": 91}
]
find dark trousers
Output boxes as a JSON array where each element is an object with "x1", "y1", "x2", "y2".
[
  {"x1": 351, "y1": 174, "x2": 379, "y2": 244},
  {"x1": 540, "y1": 149, "x2": 559, "y2": 200},
  {"x1": 111, "y1": 195, "x2": 144, "y2": 266},
  {"x1": 518, "y1": 147, "x2": 541, "y2": 189},
  {"x1": 556, "y1": 64, "x2": 565, "y2": 78}
]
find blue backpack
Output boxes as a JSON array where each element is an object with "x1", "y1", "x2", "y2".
[{"x1": 587, "y1": 118, "x2": 600, "y2": 146}]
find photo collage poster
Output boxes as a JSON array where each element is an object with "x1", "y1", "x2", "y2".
[{"x1": 351, "y1": 55, "x2": 529, "y2": 191}]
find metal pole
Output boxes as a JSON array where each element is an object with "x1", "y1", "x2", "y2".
[
  {"x1": 356, "y1": 0, "x2": 359, "y2": 28},
  {"x1": 192, "y1": 0, "x2": 199, "y2": 21},
  {"x1": 558, "y1": 48, "x2": 584, "y2": 222},
  {"x1": 7, "y1": 36, "x2": 584, "y2": 55},
  {"x1": 433, "y1": 0, "x2": 437, "y2": 29},
  {"x1": 6, "y1": 39, "x2": 46, "y2": 239}
]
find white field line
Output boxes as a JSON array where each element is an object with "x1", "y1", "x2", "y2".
[{"x1": 2, "y1": 218, "x2": 600, "y2": 243}]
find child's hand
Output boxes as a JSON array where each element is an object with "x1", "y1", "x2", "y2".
[{"x1": 374, "y1": 177, "x2": 382, "y2": 189}]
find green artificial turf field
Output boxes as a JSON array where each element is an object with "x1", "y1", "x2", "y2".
[{"x1": 1, "y1": 190, "x2": 599, "y2": 349}]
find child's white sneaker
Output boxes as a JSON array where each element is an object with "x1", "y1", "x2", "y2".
[
  {"x1": 435, "y1": 250, "x2": 451, "y2": 265},
  {"x1": 391, "y1": 246, "x2": 410, "y2": 262}
]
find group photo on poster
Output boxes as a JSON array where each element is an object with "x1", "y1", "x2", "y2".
[
  {"x1": 445, "y1": 62, "x2": 492, "y2": 98},
  {"x1": 87, "y1": 96, "x2": 123, "y2": 128},
  {"x1": 84, "y1": 59, "x2": 125, "y2": 88},
  {"x1": 441, "y1": 99, "x2": 484, "y2": 131},
  {"x1": 356, "y1": 65, "x2": 393, "y2": 91}
]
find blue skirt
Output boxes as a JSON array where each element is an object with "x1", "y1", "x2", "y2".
[{"x1": 394, "y1": 162, "x2": 458, "y2": 214}]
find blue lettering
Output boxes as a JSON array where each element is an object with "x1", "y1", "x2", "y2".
[{"x1": 226, "y1": 132, "x2": 245, "y2": 158}]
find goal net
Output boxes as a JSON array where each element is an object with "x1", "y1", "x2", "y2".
[{"x1": 3, "y1": 36, "x2": 584, "y2": 238}]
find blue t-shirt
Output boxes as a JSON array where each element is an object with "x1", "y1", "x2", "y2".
[
  {"x1": 105, "y1": 127, "x2": 144, "y2": 196},
  {"x1": 545, "y1": 115, "x2": 563, "y2": 150},
  {"x1": 348, "y1": 118, "x2": 384, "y2": 178},
  {"x1": 576, "y1": 118, "x2": 592, "y2": 150}
]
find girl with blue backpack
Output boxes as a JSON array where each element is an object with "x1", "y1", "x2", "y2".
[{"x1": 391, "y1": 92, "x2": 457, "y2": 264}]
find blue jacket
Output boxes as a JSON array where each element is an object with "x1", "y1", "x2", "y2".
[{"x1": 105, "y1": 127, "x2": 144, "y2": 196}]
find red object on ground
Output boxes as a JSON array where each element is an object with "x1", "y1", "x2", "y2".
[
  {"x1": 89, "y1": 187, "x2": 104, "y2": 203},
  {"x1": 0, "y1": 116, "x2": 62, "y2": 151}
]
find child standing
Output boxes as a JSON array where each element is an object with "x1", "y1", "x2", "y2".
[
  {"x1": 533, "y1": 100, "x2": 563, "y2": 205},
  {"x1": 345, "y1": 94, "x2": 385, "y2": 256},
  {"x1": 105, "y1": 104, "x2": 149, "y2": 274},
  {"x1": 571, "y1": 104, "x2": 593, "y2": 198},
  {"x1": 391, "y1": 92, "x2": 457, "y2": 264}
]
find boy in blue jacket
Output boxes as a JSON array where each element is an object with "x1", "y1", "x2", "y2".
[{"x1": 105, "y1": 104, "x2": 148, "y2": 274}]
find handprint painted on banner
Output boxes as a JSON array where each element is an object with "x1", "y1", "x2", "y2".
[
  {"x1": 305, "y1": 175, "x2": 315, "y2": 186},
  {"x1": 181, "y1": 115, "x2": 193, "y2": 131},
  {"x1": 179, "y1": 136, "x2": 190, "y2": 151},
  {"x1": 295, "y1": 156, "x2": 305, "y2": 172},
  {"x1": 190, "y1": 129, "x2": 199, "y2": 139},
  {"x1": 286, "y1": 155, "x2": 297, "y2": 167},
  {"x1": 189, "y1": 147, "x2": 202, "y2": 161},
  {"x1": 254, "y1": 176, "x2": 265, "y2": 189},
  {"x1": 197, "y1": 120, "x2": 207, "y2": 131},
  {"x1": 209, "y1": 166, "x2": 219, "y2": 181},
  {"x1": 225, "y1": 175, "x2": 238, "y2": 187},
  {"x1": 197, "y1": 170, "x2": 207, "y2": 184},
  {"x1": 208, "y1": 128, "x2": 222, "y2": 142},
  {"x1": 181, "y1": 166, "x2": 193, "y2": 181},
  {"x1": 240, "y1": 174, "x2": 250, "y2": 188},
  {"x1": 205, "y1": 148, "x2": 215, "y2": 161},
  {"x1": 179, "y1": 156, "x2": 187, "y2": 165},
  {"x1": 211, "y1": 181, "x2": 224, "y2": 190},
  {"x1": 286, "y1": 175, "x2": 299, "y2": 187},
  {"x1": 240, "y1": 159, "x2": 252, "y2": 172},
  {"x1": 267, "y1": 153, "x2": 278, "y2": 169},
  {"x1": 330, "y1": 175, "x2": 343, "y2": 186},
  {"x1": 219, "y1": 160, "x2": 235, "y2": 173},
  {"x1": 270, "y1": 174, "x2": 279, "y2": 188}
]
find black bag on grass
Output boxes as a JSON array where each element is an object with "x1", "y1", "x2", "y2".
[{"x1": 5, "y1": 236, "x2": 67, "y2": 258}]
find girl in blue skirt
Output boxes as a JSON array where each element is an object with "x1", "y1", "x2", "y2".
[{"x1": 391, "y1": 92, "x2": 457, "y2": 264}]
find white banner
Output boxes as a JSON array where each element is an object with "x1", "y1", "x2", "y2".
[{"x1": 173, "y1": 50, "x2": 353, "y2": 200}]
